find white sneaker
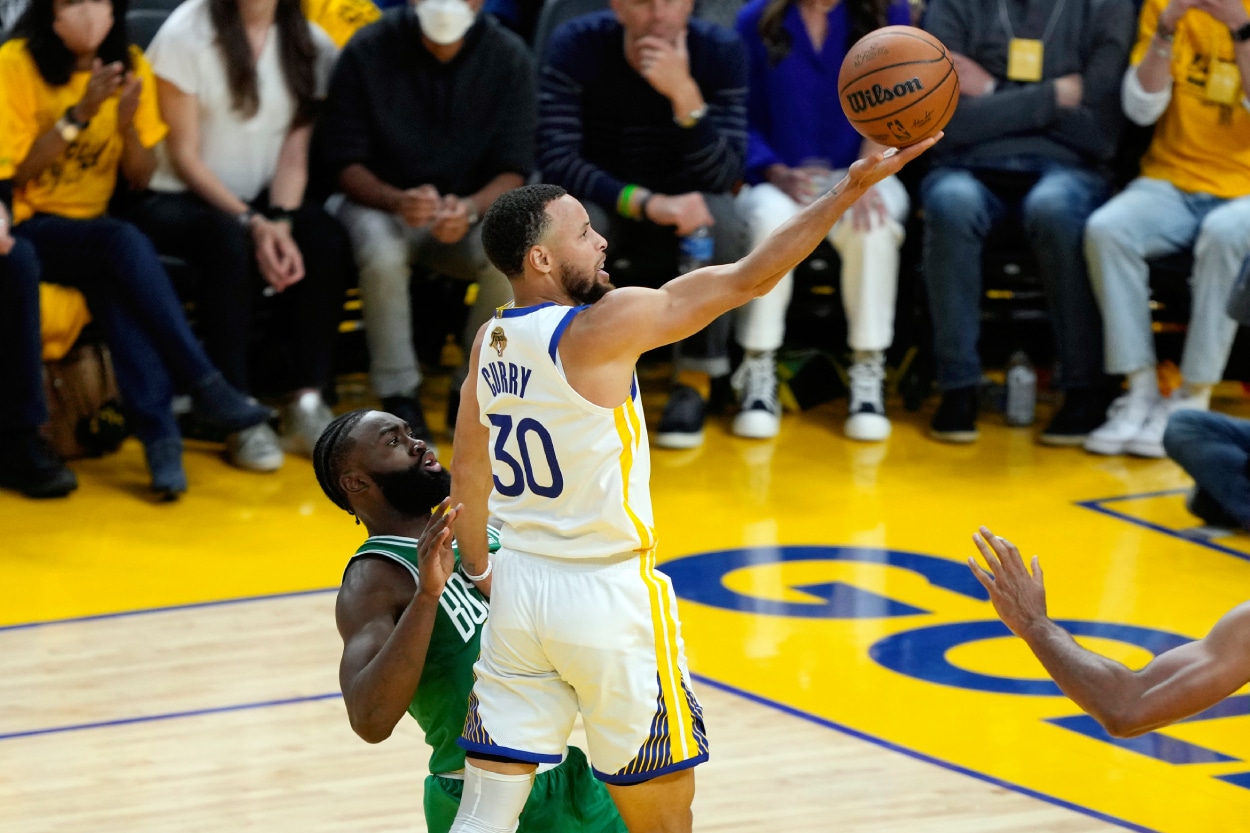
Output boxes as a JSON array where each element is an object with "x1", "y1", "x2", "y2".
[
  {"x1": 1083, "y1": 393, "x2": 1155, "y2": 456},
  {"x1": 280, "y1": 391, "x2": 335, "y2": 457},
  {"x1": 845, "y1": 356, "x2": 890, "y2": 442},
  {"x1": 1125, "y1": 394, "x2": 1209, "y2": 458},
  {"x1": 226, "y1": 422, "x2": 284, "y2": 472},
  {"x1": 731, "y1": 352, "x2": 781, "y2": 439}
]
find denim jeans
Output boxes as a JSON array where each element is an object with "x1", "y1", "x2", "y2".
[
  {"x1": 130, "y1": 192, "x2": 350, "y2": 394},
  {"x1": 921, "y1": 164, "x2": 1109, "y2": 392},
  {"x1": 16, "y1": 214, "x2": 218, "y2": 444},
  {"x1": 1163, "y1": 409, "x2": 1250, "y2": 529},
  {"x1": 1084, "y1": 177, "x2": 1250, "y2": 384},
  {"x1": 0, "y1": 237, "x2": 48, "y2": 431}
]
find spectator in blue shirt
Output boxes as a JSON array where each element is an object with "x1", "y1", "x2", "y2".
[{"x1": 732, "y1": 0, "x2": 910, "y2": 442}]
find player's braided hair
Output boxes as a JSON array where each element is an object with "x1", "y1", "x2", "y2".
[
  {"x1": 481, "y1": 183, "x2": 568, "y2": 279},
  {"x1": 313, "y1": 409, "x2": 371, "y2": 515}
]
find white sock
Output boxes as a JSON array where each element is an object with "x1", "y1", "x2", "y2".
[
  {"x1": 1127, "y1": 368, "x2": 1159, "y2": 403},
  {"x1": 1178, "y1": 382, "x2": 1212, "y2": 407},
  {"x1": 448, "y1": 762, "x2": 535, "y2": 833}
]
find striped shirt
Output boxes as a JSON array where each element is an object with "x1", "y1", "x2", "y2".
[{"x1": 537, "y1": 11, "x2": 748, "y2": 208}]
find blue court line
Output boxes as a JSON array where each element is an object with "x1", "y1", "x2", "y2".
[
  {"x1": 0, "y1": 586, "x2": 338, "y2": 633},
  {"x1": 0, "y1": 692, "x2": 341, "y2": 742},
  {"x1": 691, "y1": 673, "x2": 1159, "y2": 833},
  {"x1": 1076, "y1": 490, "x2": 1250, "y2": 562}
]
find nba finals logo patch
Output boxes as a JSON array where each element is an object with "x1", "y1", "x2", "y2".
[{"x1": 490, "y1": 327, "x2": 508, "y2": 357}]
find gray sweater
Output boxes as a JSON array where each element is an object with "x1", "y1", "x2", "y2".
[{"x1": 924, "y1": 0, "x2": 1136, "y2": 169}]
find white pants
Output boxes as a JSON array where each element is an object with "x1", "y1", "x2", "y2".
[{"x1": 735, "y1": 175, "x2": 909, "y2": 352}]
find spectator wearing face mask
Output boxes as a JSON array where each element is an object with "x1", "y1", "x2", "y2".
[{"x1": 317, "y1": 0, "x2": 534, "y2": 438}]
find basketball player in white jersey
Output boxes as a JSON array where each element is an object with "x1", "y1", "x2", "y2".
[
  {"x1": 447, "y1": 135, "x2": 940, "y2": 833},
  {"x1": 970, "y1": 527, "x2": 1250, "y2": 737}
]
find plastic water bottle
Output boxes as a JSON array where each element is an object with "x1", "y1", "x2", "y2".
[
  {"x1": 678, "y1": 226, "x2": 714, "y2": 274},
  {"x1": 1005, "y1": 350, "x2": 1037, "y2": 427}
]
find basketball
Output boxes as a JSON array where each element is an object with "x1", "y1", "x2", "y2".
[{"x1": 838, "y1": 26, "x2": 959, "y2": 148}]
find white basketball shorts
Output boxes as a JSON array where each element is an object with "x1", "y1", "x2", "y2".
[{"x1": 459, "y1": 546, "x2": 709, "y2": 784}]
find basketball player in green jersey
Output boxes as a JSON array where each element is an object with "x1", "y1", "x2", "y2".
[
  {"x1": 313, "y1": 409, "x2": 625, "y2": 833},
  {"x1": 970, "y1": 526, "x2": 1250, "y2": 737}
]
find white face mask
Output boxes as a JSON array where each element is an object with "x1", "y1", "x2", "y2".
[{"x1": 415, "y1": 0, "x2": 476, "y2": 45}]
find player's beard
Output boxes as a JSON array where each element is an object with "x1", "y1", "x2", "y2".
[
  {"x1": 558, "y1": 258, "x2": 613, "y2": 305},
  {"x1": 372, "y1": 462, "x2": 452, "y2": 518}
]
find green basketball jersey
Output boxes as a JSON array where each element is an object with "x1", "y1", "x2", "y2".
[{"x1": 346, "y1": 527, "x2": 501, "y2": 775}]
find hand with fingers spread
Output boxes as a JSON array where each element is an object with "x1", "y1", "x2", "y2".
[
  {"x1": 844, "y1": 134, "x2": 943, "y2": 195},
  {"x1": 416, "y1": 497, "x2": 462, "y2": 601},
  {"x1": 967, "y1": 525, "x2": 1049, "y2": 638}
]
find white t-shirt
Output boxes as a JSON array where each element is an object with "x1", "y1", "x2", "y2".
[{"x1": 147, "y1": 0, "x2": 338, "y2": 201}]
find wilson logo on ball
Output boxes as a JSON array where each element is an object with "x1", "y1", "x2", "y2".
[{"x1": 844, "y1": 78, "x2": 926, "y2": 114}]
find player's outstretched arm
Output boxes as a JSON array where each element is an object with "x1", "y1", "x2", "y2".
[
  {"x1": 575, "y1": 136, "x2": 939, "y2": 361},
  {"x1": 336, "y1": 502, "x2": 459, "y2": 743},
  {"x1": 450, "y1": 323, "x2": 494, "y2": 596},
  {"x1": 968, "y1": 527, "x2": 1250, "y2": 737}
]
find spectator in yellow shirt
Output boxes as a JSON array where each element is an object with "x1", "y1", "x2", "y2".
[
  {"x1": 304, "y1": 0, "x2": 378, "y2": 47},
  {"x1": 1084, "y1": 0, "x2": 1250, "y2": 458},
  {"x1": 0, "y1": 0, "x2": 272, "y2": 499}
]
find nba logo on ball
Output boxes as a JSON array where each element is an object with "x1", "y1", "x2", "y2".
[{"x1": 838, "y1": 26, "x2": 959, "y2": 147}]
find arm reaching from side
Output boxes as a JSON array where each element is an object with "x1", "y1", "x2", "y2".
[{"x1": 968, "y1": 527, "x2": 1250, "y2": 737}]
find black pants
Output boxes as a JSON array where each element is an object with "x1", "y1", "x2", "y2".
[
  {"x1": 129, "y1": 191, "x2": 351, "y2": 394},
  {"x1": 0, "y1": 237, "x2": 47, "y2": 432}
]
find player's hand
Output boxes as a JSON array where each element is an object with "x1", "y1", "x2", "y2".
[
  {"x1": 844, "y1": 133, "x2": 941, "y2": 195},
  {"x1": 116, "y1": 72, "x2": 142, "y2": 129},
  {"x1": 399, "y1": 184, "x2": 440, "y2": 228},
  {"x1": 1054, "y1": 74, "x2": 1084, "y2": 109},
  {"x1": 416, "y1": 498, "x2": 461, "y2": 601},
  {"x1": 637, "y1": 31, "x2": 695, "y2": 101},
  {"x1": 951, "y1": 53, "x2": 996, "y2": 97},
  {"x1": 0, "y1": 203, "x2": 14, "y2": 256},
  {"x1": 850, "y1": 185, "x2": 889, "y2": 232},
  {"x1": 644, "y1": 192, "x2": 715, "y2": 236},
  {"x1": 431, "y1": 195, "x2": 470, "y2": 245},
  {"x1": 967, "y1": 526, "x2": 1050, "y2": 638},
  {"x1": 73, "y1": 59, "x2": 125, "y2": 124}
]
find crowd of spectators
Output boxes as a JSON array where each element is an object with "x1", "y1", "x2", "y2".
[{"x1": 0, "y1": 0, "x2": 1246, "y2": 530}]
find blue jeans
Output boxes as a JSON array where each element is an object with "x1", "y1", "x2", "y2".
[
  {"x1": 16, "y1": 214, "x2": 218, "y2": 445},
  {"x1": 1163, "y1": 410, "x2": 1250, "y2": 529},
  {"x1": 921, "y1": 165, "x2": 1109, "y2": 392},
  {"x1": 1084, "y1": 177, "x2": 1250, "y2": 384},
  {"x1": 0, "y1": 237, "x2": 48, "y2": 431}
]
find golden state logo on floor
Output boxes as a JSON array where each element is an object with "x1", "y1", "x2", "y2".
[{"x1": 663, "y1": 545, "x2": 1250, "y2": 833}]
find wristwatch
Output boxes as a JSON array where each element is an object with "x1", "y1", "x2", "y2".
[
  {"x1": 236, "y1": 208, "x2": 259, "y2": 228},
  {"x1": 1233, "y1": 20, "x2": 1250, "y2": 42},
  {"x1": 55, "y1": 107, "x2": 88, "y2": 143},
  {"x1": 674, "y1": 104, "x2": 708, "y2": 128}
]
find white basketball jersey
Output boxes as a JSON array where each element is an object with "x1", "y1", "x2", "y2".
[{"x1": 477, "y1": 302, "x2": 655, "y2": 559}]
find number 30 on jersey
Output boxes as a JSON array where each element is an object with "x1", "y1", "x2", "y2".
[{"x1": 488, "y1": 414, "x2": 564, "y2": 498}]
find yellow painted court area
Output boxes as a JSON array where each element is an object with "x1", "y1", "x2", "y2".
[{"x1": 3, "y1": 382, "x2": 1250, "y2": 833}]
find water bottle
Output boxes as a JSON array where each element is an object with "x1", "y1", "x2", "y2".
[
  {"x1": 1005, "y1": 350, "x2": 1037, "y2": 427},
  {"x1": 678, "y1": 226, "x2": 714, "y2": 274}
]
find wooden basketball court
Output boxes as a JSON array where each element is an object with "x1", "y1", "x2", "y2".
[{"x1": 3, "y1": 375, "x2": 1248, "y2": 833}]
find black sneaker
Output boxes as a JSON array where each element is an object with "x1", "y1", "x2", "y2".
[
  {"x1": 1185, "y1": 487, "x2": 1241, "y2": 529},
  {"x1": 1039, "y1": 387, "x2": 1115, "y2": 447},
  {"x1": 654, "y1": 384, "x2": 706, "y2": 449},
  {"x1": 930, "y1": 386, "x2": 980, "y2": 444},
  {"x1": 381, "y1": 394, "x2": 432, "y2": 442},
  {"x1": 0, "y1": 430, "x2": 78, "y2": 498}
]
